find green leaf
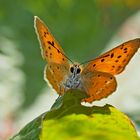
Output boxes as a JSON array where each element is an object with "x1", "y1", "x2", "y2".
[
  {"x1": 10, "y1": 115, "x2": 42, "y2": 140},
  {"x1": 10, "y1": 90, "x2": 140, "y2": 140}
]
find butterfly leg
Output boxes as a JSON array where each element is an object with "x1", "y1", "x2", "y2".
[
  {"x1": 59, "y1": 82, "x2": 68, "y2": 95},
  {"x1": 59, "y1": 84, "x2": 64, "y2": 95}
]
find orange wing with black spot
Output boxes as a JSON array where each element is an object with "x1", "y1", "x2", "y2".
[
  {"x1": 34, "y1": 16, "x2": 69, "y2": 64},
  {"x1": 81, "y1": 71, "x2": 117, "y2": 102},
  {"x1": 81, "y1": 38, "x2": 140, "y2": 102},
  {"x1": 34, "y1": 16, "x2": 70, "y2": 94},
  {"x1": 83, "y1": 39, "x2": 140, "y2": 75},
  {"x1": 45, "y1": 63, "x2": 69, "y2": 94}
]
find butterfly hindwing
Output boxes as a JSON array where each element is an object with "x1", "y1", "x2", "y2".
[
  {"x1": 81, "y1": 70, "x2": 117, "y2": 102},
  {"x1": 45, "y1": 63, "x2": 69, "y2": 94}
]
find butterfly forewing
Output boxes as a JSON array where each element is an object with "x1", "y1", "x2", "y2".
[
  {"x1": 34, "y1": 16, "x2": 69, "y2": 65},
  {"x1": 83, "y1": 39, "x2": 140, "y2": 75}
]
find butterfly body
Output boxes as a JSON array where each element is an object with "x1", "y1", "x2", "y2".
[
  {"x1": 46, "y1": 63, "x2": 83, "y2": 93},
  {"x1": 64, "y1": 64, "x2": 82, "y2": 90},
  {"x1": 34, "y1": 16, "x2": 140, "y2": 103}
]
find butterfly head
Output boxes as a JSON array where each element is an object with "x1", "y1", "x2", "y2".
[
  {"x1": 70, "y1": 63, "x2": 82, "y2": 75},
  {"x1": 64, "y1": 63, "x2": 82, "y2": 90}
]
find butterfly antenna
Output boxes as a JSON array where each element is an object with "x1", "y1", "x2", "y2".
[
  {"x1": 79, "y1": 59, "x2": 95, "y2": 66},
  {"x1": 79, "y1": 53, "x2": 107, "y2": 66},
  {"x1": 51, "y1": 44, "x2": 74, "y2": 64},
  {"x1": 60, "y1": 51, "x2": 74, "y2": 64}
]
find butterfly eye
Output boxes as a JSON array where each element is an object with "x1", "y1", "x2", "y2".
[
  {"x1": 76, "y1": 68, "x2": 81, "y2": 74},
  {"x1": 70, "y1": 67, "x2": 74, "y2": 73}
]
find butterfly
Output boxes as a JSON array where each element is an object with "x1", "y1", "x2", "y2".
[{"x1": 34, "y1": 16, "x2": 140, "y2": 103}]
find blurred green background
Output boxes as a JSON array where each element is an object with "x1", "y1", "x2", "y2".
[{"x1": 0, "y1": 0, "x2": 140, "y2": 139}]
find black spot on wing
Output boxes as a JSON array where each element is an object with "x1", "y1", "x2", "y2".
[
  {"x1": 93, "y1": 64, "x2": 96, "y2": 67},
  {"x1": 124, "y1": 47, "x2": 127, "y2": 51},
  {"x1": 101, "y1": 59, "x2": 105, "y2": 62},
  {"x1": 117, "y1": 55, "x2": 122, "y2": 58},
  {"x1": 52, "y1": 41, "x2": 54, "y2": 46},
  {"x1": 47, "y1": 41, "x2": 55, "y2": 47},
  {"x1": 57, "y1": 50, "x2": 60, "y2": 53},
  {"x1": 111, "y1": 53, "x2": 114, "y2": 58},
  {"x1": 104, "y1": 54, "x2": 110, "y2": 57},
  {"x1": 120, "y1": 44, "x2": 124, "y2": 49},
  {"x1": 123, "y1": 47, "x2": 128, "y2": 53},
  {"x1": 44, "y1": 31, "x2": 47, "y2": 37}
]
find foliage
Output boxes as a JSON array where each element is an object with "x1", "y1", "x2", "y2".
[{"x1": 10, "y1": 90, "x2": 140, "y2": 140}]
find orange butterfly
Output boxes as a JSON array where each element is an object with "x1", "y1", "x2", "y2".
[{"x1": 34, "y1": 16, "x2": 140, "y2": 103}]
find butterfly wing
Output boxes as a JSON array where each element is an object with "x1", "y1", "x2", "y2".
[
  {"x1": 34, "y1": 16, "x2": 69, "y2": 64},
  {"x1": 83, "y1": 39, "x2": 140, "y2": 75},
  {"x1": 81, "y1": 70, "x2": 117, "y2": 102},
  {"x1": 81, "y1": 39, "x2": 140, "y2": 102},
  {"x1": 45, "y1": 63, "x2": 69, "y2": 94},
  {"x1": 34, "y1": 16, "x2": 70, "y2": 94}
]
